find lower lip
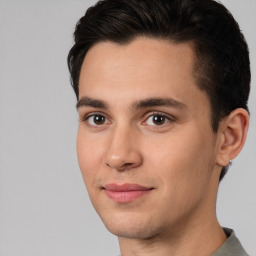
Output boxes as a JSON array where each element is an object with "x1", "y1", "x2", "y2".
[{"x1": 104, "y1": 189, "x2": 152, "y2": 203}]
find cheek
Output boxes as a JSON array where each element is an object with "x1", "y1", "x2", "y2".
[
  {"x1": 144, "y1": 128, "x2": 214, "y2": 194},
  {"x1": 141, "y1": 132, "x2": 214, "y2": 224},
  {"x1": 145, "y1": 129, "x2": 211, "y2": 169},
  {"x1": 76, "y1": 129, "x2": 104, "y2": 184}
]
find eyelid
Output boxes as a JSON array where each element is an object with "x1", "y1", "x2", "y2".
[
  {"x1": 142, "y1": 111, "x2": 176, "y2": 126},
  {"x1": 79, "y1": 111, "x2": 110, "y2": 123},
  {"x1": 144, "y1": 111, "x2": 175, "y2": 120}
]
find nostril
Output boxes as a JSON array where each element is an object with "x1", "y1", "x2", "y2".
[
  {"x1": 119, "y1": 163, "x2": 134, "y2": 171},
  {"x1": 105, "y1": 162, "x2": 134, "y2": 171}
]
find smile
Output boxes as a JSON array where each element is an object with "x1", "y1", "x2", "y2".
[{"x1": 103, "y1": 183, "x2": 153, "y2": 203}]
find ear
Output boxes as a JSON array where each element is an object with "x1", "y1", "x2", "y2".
[{"x1": 216, "y1": 108, "x2": 249, "y2": 167}]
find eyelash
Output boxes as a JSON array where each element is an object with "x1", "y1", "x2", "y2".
[
  {"x1": 143, "y1": 112, "x2": 175, "y2": 127},
  {"x1": 80, "y1": 111, "x2": 175, "y2": 128},
  {"x1": 80, "y1": 112, "x2": 110, "y2": 125}
]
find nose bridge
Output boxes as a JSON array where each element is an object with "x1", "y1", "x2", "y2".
[{"x1": 105, "y1": 123, "x2": 142, "y2": 170}]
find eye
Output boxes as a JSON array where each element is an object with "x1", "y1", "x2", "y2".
[
  {"x1": 86, "y1": 114, "x2": 108, "y2": 126},
  {"x1": 144, "y1": 114, "x2": 171, "y2": 126}
]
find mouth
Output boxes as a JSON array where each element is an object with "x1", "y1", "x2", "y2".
[{"x1": 103, "y1": 183, "x2": 153, "y2": 203}]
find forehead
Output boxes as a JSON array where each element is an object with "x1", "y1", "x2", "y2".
[
  {"x1": 80, "y1": 38, "x2": 195, "y2": 90},
  {"x1": 78, "y1": 37, "x2": 209, "y2": 113}
]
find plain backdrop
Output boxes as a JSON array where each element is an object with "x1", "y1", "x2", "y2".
[{"x1": 0, "y1": 0, "x2": 255, "y2": 255}]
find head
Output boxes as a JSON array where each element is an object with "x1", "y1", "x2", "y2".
[
  {"x1": 68, "y1": 0, "x2": 250, "y2": 181},
  {"x1": 68, "y1": 0, "x2": 250, "y2": 240}
]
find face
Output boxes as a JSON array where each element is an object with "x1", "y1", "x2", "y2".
[{"x1": 77, "y1": 38, "x2": 221, "y2": 239}]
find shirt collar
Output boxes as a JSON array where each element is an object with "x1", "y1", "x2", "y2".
[{"x1": 212, "y1": 228, "x2": 248, "y2": 256}]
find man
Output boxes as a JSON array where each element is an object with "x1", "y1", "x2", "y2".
[{"x1": 68, "y1": 0, "x2": 250, "y2": 255}]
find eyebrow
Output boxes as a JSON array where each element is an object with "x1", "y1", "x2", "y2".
[
  {"x1": 76, "y1": 97, "x2": 108, "y2": 110},
  {"x1": 76, "y1": 96, "x2": 187, "y2": 111},
  {"x1": 131, "y1": 98, "x2": 187, "y2": 110}
]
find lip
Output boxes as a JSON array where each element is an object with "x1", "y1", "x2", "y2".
[{"x1": 103, "y1": 183, "x2": 153, "y2": 203}]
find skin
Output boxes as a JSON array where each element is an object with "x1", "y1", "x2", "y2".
[{"x1": 76, "y1": 37, "x2": 249, "y2": 256}]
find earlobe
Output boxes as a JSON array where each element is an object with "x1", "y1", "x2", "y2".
[{"x1": 216, "y1": 108, "x2": 249, "y2": 167}]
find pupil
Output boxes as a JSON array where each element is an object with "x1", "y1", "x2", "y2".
[
  {"x1": 94, "y1": 115, "x2": 105, "y2": 125},
  {"x1": 153, "y1": 115, "x2": 165, "y2": 125}
]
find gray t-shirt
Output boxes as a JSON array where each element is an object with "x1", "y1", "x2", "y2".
[{"x1": 212, "y1": 228, "x2": 248, "y2": 256}]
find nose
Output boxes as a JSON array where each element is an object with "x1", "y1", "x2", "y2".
[{"x1": 104, "y1": 125, "x2": 143, "y2": 171}]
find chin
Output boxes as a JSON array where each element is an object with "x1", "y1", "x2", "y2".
[{"x1": 100, "y1": 211, "x2": 161, "y2": 239}]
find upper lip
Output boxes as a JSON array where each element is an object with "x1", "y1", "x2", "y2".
[{"x1": 104, "y1": 183, "x2": 152, "y2": 192}]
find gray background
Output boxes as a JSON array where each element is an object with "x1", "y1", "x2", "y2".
[{"x1": 0, "y1": 0, "x2": 255, "y2": 255}]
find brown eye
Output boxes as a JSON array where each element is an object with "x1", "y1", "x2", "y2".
[
  {"x1": 152, "y1": 115, "x2": 166, "y2": 125},
  {"x1": 87, "y1": 114, "x2": 106, "y2": 125},
  {"x1": 145, "y1": 114, "x2": 170, "y2": 126}
]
